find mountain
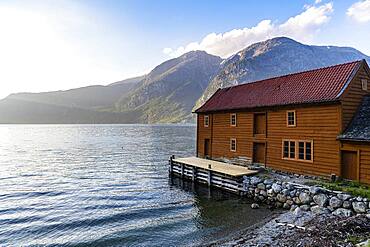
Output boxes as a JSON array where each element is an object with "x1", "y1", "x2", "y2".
[
  {"x1": 0, "y1": 78, "x2": 140, "y2": 124},
  {"x1": 0, "y1": 50, "x2": 222, "y2": 124},
  {"x1": 0, "y1": 97, "x2": 141, "y2": 124},
  {"x1": 115, "y1": 50, "x2": 222, "y2": 123},
  {"x1": 6, "y1": 82, "x2": 138, "y2": 111},
  {"x1": 0, "y1": 37, "x2": 369, "y2": 124},
  {"x1": 195, "y1": 37, "x2": 370, "y2": 109}
]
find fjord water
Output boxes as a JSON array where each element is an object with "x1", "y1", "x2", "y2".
[{"x1": 0, "y1": 124, "x2": 273, "y2": 246}]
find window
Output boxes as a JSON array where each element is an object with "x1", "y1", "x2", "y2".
[
  {"x1": 283, "y1": 141, "x2": 289, "y2": 158},
  {"x1": 230, "y1": 113, "x2": 237, "y2": 126},
  {"x1": 286, "y1": 111, "x2": 296, "y2": 127},
  {"x1": 282, "y1": 140, "x2": 313, "y2": 162},
  {"x1": 204, "y1": 115, "x2": 209, "y2": 127},
  {"x1": 362, "y1": 79, "x2": 368, "y2": 91},
  {"x1": 230, "y1": 138, "x2": 237, "y2": 152},
  {"x1": 289, "y1": 141, "x2": 296, "y2": 159}
]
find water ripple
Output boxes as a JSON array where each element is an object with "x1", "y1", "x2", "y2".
[{"x1": 0, "y1": 124, "x2": 275, "y2": 246}]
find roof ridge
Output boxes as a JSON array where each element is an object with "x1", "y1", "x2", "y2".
[{"x1": 221, "y1": 60, "x2": 363, "y2": 91}]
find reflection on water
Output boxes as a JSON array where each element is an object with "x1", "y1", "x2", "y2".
[{"x1": 0, "y1": 124, "x2": 274, "y2": 246}]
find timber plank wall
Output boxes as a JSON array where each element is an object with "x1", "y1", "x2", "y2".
[
  {"x1": 341, "y1": 65, "x2": 370, "y2": 130},
  {"x1": 341, "y1": 142, "x2": 370, "y2": 184},
  {"x1": 197, "y1": 104, "x2": 342, "y2": 178}
]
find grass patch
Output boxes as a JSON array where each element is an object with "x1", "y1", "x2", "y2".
[{"x1": 318, "y1": 180, "x2": 370, "y2": 199}]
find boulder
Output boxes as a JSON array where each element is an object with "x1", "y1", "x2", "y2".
[
  {"x1": 356, "y1": 197, "x2": 363, "y2": 202},
  {"x1": 250, "y1": 177, "x2": 262, "y2": 185},
  {"x1": 267, "y1": 189, "x2": 275, "y2": 197},
  {"x1": 299, "y1": 192, "x2": 312, "y2": 204},
  {"x1": 337, "y1": 193, "x2": 351, "y2": 201},
  {"x1": 342, "y1": 201, "x2": 352, "y2": 209},
  {"x1": 264, "y1": 179, "x2": 273, "y2": 185},
  {"x1": 311, "y1": 206, "x2": 330, "y2": 215},
  {"x1": 289, "y1": 190, "x2": 296, "y2": 198},
  {"x1": 333, "y1": 208, "x2": 353, "y2": 217},
  {"x1": 287, "y1": 184, "x2": 295, "y2": 190},
  {"x1": 293, "y1": 207, "x2": 303, "y2": 216},
  {"x1": 282, "y1": 189, "x2": 290, "y2": 196},
  {"x1": 260, "y1": 190, "x2": 267, "y2": 197},
  {"x1": 300, "y1": 205, "x2": 310, "y2": 211},
  {"x1": 283, "y1": 203, "x2": 291, "y2": 209},
  {"x1": 313, "y1": 194, "x2": 328, "y2": 207},
  {"x1": 352, "y1": 202, "x2": 366, "y2": 213},
  {"x1": 329, "y1": 196, "x2": 342, "y2": 209},
  {"x1": 293, "y1": 197, "x2": 301, "y2": 205},
  {"x1": 309, "y1": 186, "x2": 322, "y2": 195},
  {"x1": 272, "y1": 183, "x2": 282, "y2": 193},
  {"x1": 290, "y1": 205, "x2": 298, "y2": 212},
  {"x1": 251, "y1": 203, "x2": 259, "y2": 209},
  {"x1": 276, "y1": 202, "x2": 283, "y2": 208},
  {"x1": 277, "y1": 194, "x2": 287, "y2": 203},
  {"x1": 257, "y1": 183, "x2": 266, "y2": 190},
  {"x1": 286, "y1": 200, "x2": 294, "y2": 206}
]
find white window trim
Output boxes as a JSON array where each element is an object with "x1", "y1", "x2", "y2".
[
  {"x1": 286, "y1": 110, "x2": 296, "y2": 127},
  {"x1": 282, "y1": 139, "x2": 313, "y2": 163},
  {"x1": 230, "y1": 138, "x2": 237, "y2": 152},
  {"x1": 230, "y1": 113, "x2": 237, "y2": 127}
]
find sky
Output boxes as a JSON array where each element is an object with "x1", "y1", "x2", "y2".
[{"x1": 0, "y1": 0, "x2": 369, "y2": 99}]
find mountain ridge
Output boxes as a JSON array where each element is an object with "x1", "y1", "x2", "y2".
[{"x1": 1, "y1": 37, "x2": 369, "y2": 124}]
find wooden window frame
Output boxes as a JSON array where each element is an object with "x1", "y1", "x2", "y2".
[
  {"x1": 230, "y1": 138, "x2": 237, "y2": 152},
  {"x1": 362, "y1": 79, "x2": 368, "y2": 91},
  {"x1": 230, "y1": 113, "x2": 237, "y2": 127},
  {"x1": 204, "y1": 115, "x2": 209, "y2": 127},
  {"x1": 282, "y1": 139, "x2": 314, "y2": 163},
  {"x1": 286, "y1": 110, "x2": 296, "y2": 127}
]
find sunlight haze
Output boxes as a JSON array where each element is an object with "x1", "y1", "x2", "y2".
[{"x1": 0, "y1": 0, "x2": 369, "y2": 99}]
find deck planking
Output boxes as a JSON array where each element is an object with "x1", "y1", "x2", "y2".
[{"x1": 172, "y1": 157, "x2": 258, "y2": 177}]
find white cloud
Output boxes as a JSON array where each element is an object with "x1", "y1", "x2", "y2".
[
  {"x1": 347, "y1": 0, "x2": 370, "y2": 23},
  {"x1": 315, "y1": 0, "x2": 322, "y2": 4},
  {"x1": 163, "y1": 3, "x2": 334, "y2": 58}
]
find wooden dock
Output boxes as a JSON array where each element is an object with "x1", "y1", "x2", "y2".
[{"x1": 169, "y1": 156, "x2": 258, "y2": 194}]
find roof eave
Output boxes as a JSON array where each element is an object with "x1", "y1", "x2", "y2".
[
  {"x1": 195, "y1": 99, "x2": 341, "y2": 114},
  {"x1": 338, "y1": 137, "x2": 370, "y2": 143}
]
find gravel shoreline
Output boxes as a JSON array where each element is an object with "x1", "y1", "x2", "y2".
[{"x1": 207, "y1": 210, "x2": 370, "y2": 247}]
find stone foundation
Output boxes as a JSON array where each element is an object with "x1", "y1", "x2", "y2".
[{"x1": 242, "y1": 176, "x2": 370, "y2": 217}]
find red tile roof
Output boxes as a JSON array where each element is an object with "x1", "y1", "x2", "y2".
[{"x1": 195, "y1": 60, "x2": 363, "y2": 113}]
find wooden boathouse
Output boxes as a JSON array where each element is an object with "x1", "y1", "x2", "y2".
[{"x1": 191, "y1": 60, "x2": 370, "y2": 184}]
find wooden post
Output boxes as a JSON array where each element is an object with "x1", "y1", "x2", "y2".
[
  {"x1": 181, "y1": 163, "x2": 184, "y2": 178},
  {"x1": 169, "y1": 156, "x2": 173, "y2": 174},
  {"x1": 192, "y1": 167, "x2": 197, "y2": 181},
  {"x1": 207, "y1": 170, "x2": 212, "y2": 186}
]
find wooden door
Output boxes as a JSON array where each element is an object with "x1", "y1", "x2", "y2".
[
  {"x1": 204, "y1": 139, "x2": 210, "y2": 158},
  {"x1": 341, "y1": 151, "x2": 358, "y2": 180},
  {"x1": 254, "y1": 113, "x2": 266, "y2": 136},
  {"x1": 253, "y1": 143, "x2": 265, "y2": 164}
]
